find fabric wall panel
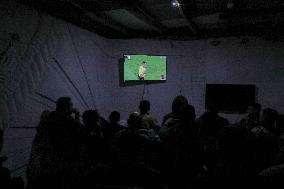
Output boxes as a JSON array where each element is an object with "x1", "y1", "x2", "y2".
[{"x1": 0, "y1": 102, "x2": 9, "y2": 130}]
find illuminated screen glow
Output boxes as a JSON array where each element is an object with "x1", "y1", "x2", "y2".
[{"x1": 123, "y1": 55, "x2": 167, "y2": 81}]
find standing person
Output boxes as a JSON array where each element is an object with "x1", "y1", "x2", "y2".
[{"x1": 138, "y1": 61, "x2": 147, "y2": 80}]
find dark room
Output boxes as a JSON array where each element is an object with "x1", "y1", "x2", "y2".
[{"x1": 1, "y1": 0, "x2": 284, "y2": 188}]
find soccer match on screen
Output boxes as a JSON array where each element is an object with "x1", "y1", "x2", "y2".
[{"x1": 123, "y1": 55, "x2": 167, "y2": 81}]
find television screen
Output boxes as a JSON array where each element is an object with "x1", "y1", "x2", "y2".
[
  {"x1": 205, "y1": 84, "x2": 256, "y2": 113},
  {"x1": 123, "y1": 55, "x2": 167, "y2": 81}
]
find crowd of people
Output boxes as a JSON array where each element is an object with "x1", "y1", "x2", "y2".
[{"x1": 1, "y1": 95, "x2": 284, "y2": 188}]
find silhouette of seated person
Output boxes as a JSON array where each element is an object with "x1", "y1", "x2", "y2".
[
  {"x1": 35, "y1": 97, "x2": 84, "y2": 188},
  {"x1": 238, "y1": 102, "x2": 261, "y2": 131},
  {"x1": 162, "y1": 95, "x2": 189, "y2": 127},
  {"x1": 0, "y1": 128, "x2": 12, "y2": 189},
  {"x1": 82, "y1": 110, "x2": 105, "y2": 164},
  {"x1": 47, "y1": 97, "x2": 83, "y2": 158},
  {"x1": 112, "y1": 112, "x2": 142, "y2": 183},
  {"x1": 139, "y1": 100, "x2": 159, "y2": 132},
  {"x1": 113, "y1": 112, "x2": 160, "y2": 186},
  {"x1": 27, "y1": 110, "x2": 52, "y2": 184},
  {"x1": 215, "y1": 126, "x2": 246, "y2": 177},
  {"x1": 80, "y1": 109, "x2": 114, "y2": 184},
  {"x1": 197, "y1": 104, "x2": 229, "y2": 176},
  {"x1": 198, "y1": 103, "x2": 229, "y2": 138},
  {"x1": 107, "y1": 111, "x2": 125, "y2": 138},
  {"x1": 85, "y1": 109, "x2": 109, "y2": 139},
  {"x1": 251, "y1": 108, "x2": 278, "y2": 137},
  {"x1": 171, "y1": 105, "x2": 202, "y2": 188},
  {"x1": 274, "y1": 115, "x2": 284, "y2": 165},
  {"x1": 245, "y1": 108, "x2": 279, "y2": 175},
  {"x1": 83, "y1": 110, "x2": 104, "y2": 138},
  {"x1": 0, "y1": 129, "x2": 25, "y2": 189},
  {"x1": 259, "y1": 163, "x2": 284, "y2": 188},
  {"x1": 275, "y1": 114, "x2": 284, "y2": 138}
]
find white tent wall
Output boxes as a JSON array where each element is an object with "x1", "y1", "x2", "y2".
[
  {"x1": 2, "y1": 0, "x2": 284, "y2": 181},
  {"x1": 0, "y1": 1, "x2": 113, "y2": 176}
]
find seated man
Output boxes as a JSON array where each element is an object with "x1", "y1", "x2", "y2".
[
  {"x1": 162, "y1": 95, "x2": 189, "y2": 126},
  {"x1": 238, "y1": 102, "x2": 261, "y2": 131},
  {"x1": 27, "y1": 97, "x2": 84, "y2": 189},
  {"x1": 139, "y1": 100, "x2": 159, "y2": 132},
  {"x1": 108, "y1": 111, "x2": 125, "y2": 137}
]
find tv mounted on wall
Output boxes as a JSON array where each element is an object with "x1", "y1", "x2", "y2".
[
  {"x1": 123, "y1": 54, "x2": 167, "y2": 82},
  {"x1": 205, "y1": 84, "x2": 256, "y2": 113}
]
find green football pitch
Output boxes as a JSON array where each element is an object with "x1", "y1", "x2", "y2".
[{"x1": 124, "y1": 55, "x2": 167, "y2": 81}]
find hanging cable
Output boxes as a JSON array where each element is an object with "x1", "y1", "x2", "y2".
[
  {"x1": 146, "y1": 82, "x2": 150, "y2": 98},
  {"x1": 141, "y1": 82, "x2": 146, "y2": 100},
  {"x1": 53, "y1": 57, "x2": 90, "y2": 109},
  {"x1": 67, "y1": 24, "x2": 95, "y2": 108},
  {"x1": 179, "y1": 58, "x2": 184, "y2": 94}
]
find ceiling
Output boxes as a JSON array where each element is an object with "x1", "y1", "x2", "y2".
[{"x1": 18, "y1": 0, "x2": 284, "y2": 40}]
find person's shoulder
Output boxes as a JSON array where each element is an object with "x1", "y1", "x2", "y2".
[
  {"x1": 163, "y1": 114, "x2": 179, "y2": 127},
  {"x1": 144, "y1": 113, "x2": 158, "y2": 123},
  {"x1": 99, "y1": 116, "x2": 109, "y2": 126},
  {"x1": 116, "y1": 123, "x2": 126, "y2": 130},
  {"x1": 114, "y1": 128, "x2": 127, "y2": 138},
  {"x1": 217, "y1": 115, "x2": 229, "y2": 125},
  {"x1": 163, "y1": 112, "x2": 174, "y2": 120},
  {"x1": 47, "y1": 111, "x2": 57, "y2": 119},
  {"x1": 140, "y1": 113, "x2": 151, "y2": 120}
]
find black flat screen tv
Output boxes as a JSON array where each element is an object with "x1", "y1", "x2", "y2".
[
  {"x1": 123, "y1": 54, "x2": 167, "y2": 81},
  {"x1": 205, "y1": 84, "x2": 256, "y2": 113}
]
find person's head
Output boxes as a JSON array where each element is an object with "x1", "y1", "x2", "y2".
[
  {"x1": 127, "y1": 112, "x2": 140, "y2": 129},
  {"x1": 40, "y1": 110, "x2": 50, "y2": 123},
  {"x1": 141, "y1": 61, "x2": 147, "y2": 68},
  {"x1": 247, "y1": 102, "x2": 261, "y2": 115},
  {"x1": 180, "y1": 104, "x2": 196, "y2": 123},
  {"x1": 172, "y1": 95, "x2": 188, "y2": 115},
  {"x1": 56, "y1": 97, "x2": 73, "y2": 115},
  {"x1": 261, "y1": 108, "x2": 278, "y2": 129},
  {"x1": 139, "y1": 100, "x2": 150, "y2": 114},
  {"x1": 82, "y1": 110, "x2": 100, "y2": 128},
  {"x1": 109, "y1": 111, "x2": 120, "y2": 124}
]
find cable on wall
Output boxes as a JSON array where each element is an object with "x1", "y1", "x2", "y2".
[
  {"x1": 49, "y1": 57, "x2": 87, "y2": 109},
  {"x1": 67, "y1": 23, "x2": 96, "y2": 108},
  {"x1": 179, "y1": 58, "x2": 184, "y2": 95},
  {"x1": 90, "y1": 39, "x2": 115, "y2": 59},
  {"x1": 146, "y1": 82, "x2": 150, "y2": 99},
  {"x1": 53, "y1": 57, "x2": 90, "y2": 109},
  {"x1": 34, "y1": 92, "x2": 56, "y2": 103},
  {"x1": 141, "y1": 82, "x2": 146, "y2": 100}
]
